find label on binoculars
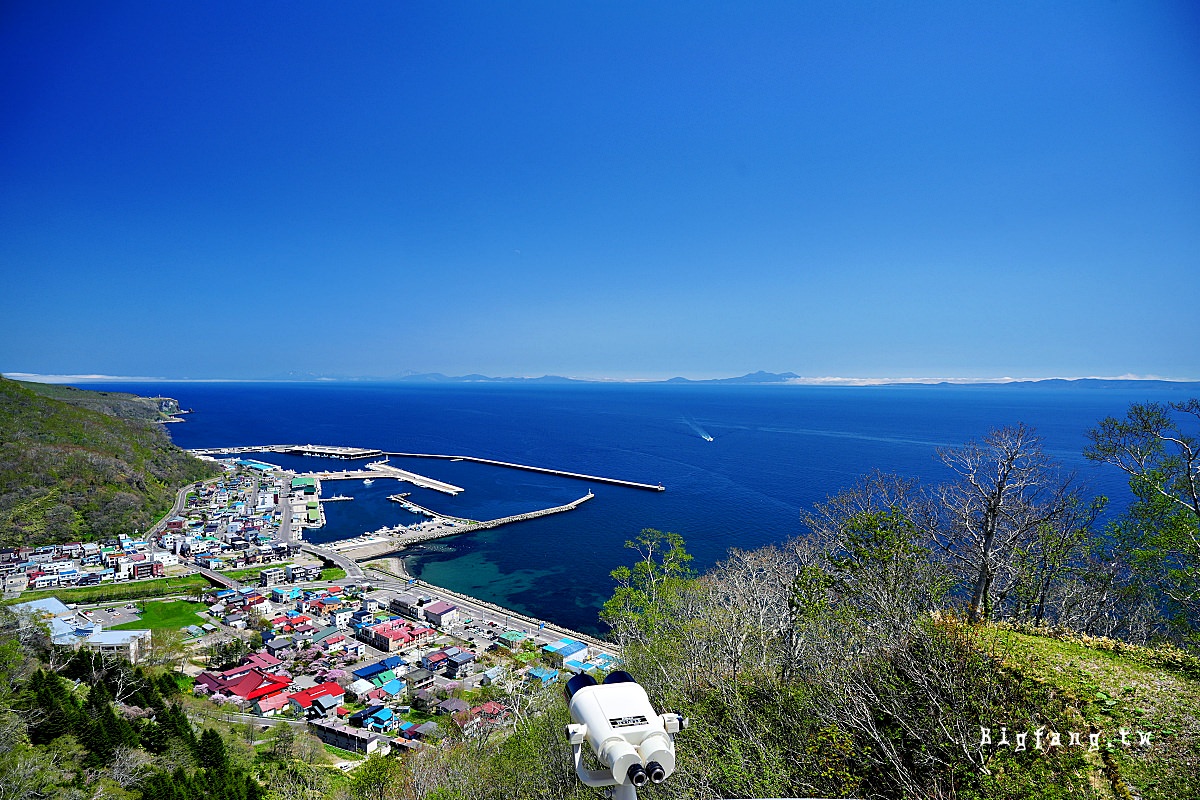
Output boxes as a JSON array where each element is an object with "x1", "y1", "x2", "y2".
[{"x1": 609, "y1": 715, "x2": 650, "y2": 728}]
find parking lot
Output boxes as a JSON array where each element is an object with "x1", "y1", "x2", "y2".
[{"x1": 77, "y1": 603, "x2": 144, "y2": 627}]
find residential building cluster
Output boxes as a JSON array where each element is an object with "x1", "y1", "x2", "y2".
[
  {"x1": 0, "y1": 466, "x2": 296, "y2": 596},
  {"x1": 189, "y1": 578, "x2": 618, "y2": 757}
]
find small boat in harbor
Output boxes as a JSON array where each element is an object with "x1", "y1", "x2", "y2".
[{"x1": 363, "y1": 478, "x2": 374, "y2": 486}]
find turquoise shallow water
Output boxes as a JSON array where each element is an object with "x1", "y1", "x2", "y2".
[{"x1": 87, "y1": 380, "x2": 1199, "y2": 635}]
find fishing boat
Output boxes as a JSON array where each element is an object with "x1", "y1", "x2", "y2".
[{"x1": 363, "y1": 478, "x2": 374, "y2": 486}]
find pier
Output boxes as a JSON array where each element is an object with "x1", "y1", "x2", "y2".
[
  {"x1": 293, "y1": 463, "x2": 464, "y2": 495},
  {"x1": 329, "y1": 492, "x2": 595, "y2": 561},
  {"x1": 190, "y1": 443, "x2": 663, "y2": 492},
  {"x1": 365, "y1": 461, "x2": 464, "y2": 494},
  {"x1": 384, "y1": 452, "x2": 665, "y2": 491},
  {"x1": 188, "y1": 444, "x2": 383, "y2": 459}
]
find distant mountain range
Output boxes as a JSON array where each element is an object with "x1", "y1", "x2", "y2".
[
  {"x1": 392, "y1": 370, "x2": 805, "y2": 385},
  {"x1": 391, "y1": 371, "x2": 1197, "y2": 388}
]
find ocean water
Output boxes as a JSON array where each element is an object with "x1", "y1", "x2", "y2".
[{"x1": 86, "y1": 381, "x2": 1199, "y2": 635}]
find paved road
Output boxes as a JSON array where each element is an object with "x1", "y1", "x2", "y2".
[
  {"x1": 148, "y1": 482, "x2": 195, "y2": 538},
  {"x1": 359, "y1": 566, "x2": 617, "y2": 658},
  {"x1": 299, "y1": 544, "x2": 364, "y2": 581}
]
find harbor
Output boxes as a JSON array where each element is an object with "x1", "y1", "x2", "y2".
[
  {"x1": 189, "y1": 443, "x2": 384, "y2": 459},
  {"x1": 190, "y1": 445, "x2": 662, "y2": 494}
]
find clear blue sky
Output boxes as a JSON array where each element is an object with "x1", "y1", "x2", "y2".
[{"x1": 2, "y1": 2, "x2": 1197, "y2": 381}]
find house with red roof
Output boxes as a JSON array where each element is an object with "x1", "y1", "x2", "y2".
[
  {"x1": 288, "y1": 681, "x2": 345, "y2": 718},
  {"x1": 195, "y1": 668, "x2": 291, "y2": 705},
  {"x1": 357, "y1": 619, "x2": 436, "y2": 653},
  {"x1": 252, "y1": 693, "x2": 291, "y2": 716}
]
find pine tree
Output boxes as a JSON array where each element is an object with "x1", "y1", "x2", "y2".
[{"x1": 198, "y1": 728, "x2": 229, "y2": 774}]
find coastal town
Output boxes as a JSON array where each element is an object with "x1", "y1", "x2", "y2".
[{"x1": 6, "y1": 450, "x2": 621, "y2": 762}]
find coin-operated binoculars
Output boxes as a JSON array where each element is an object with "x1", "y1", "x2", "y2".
[{"x1": 564, "y1": 671, "x2": 688, "y2": 799}]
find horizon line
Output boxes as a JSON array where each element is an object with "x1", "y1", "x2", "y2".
[{"x1": 5, "y1": 371, "x2": 1199, "y2": 386}]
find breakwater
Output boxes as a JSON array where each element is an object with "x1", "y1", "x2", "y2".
[
  {"x1": 333, "y1": 492, "x2": 595, "y2": 560},
  {"x1": 189, "y1": 444, "x2": 383, "y2": 459},
  {"x1": 193, "y1": 443, "x2": 662, "y2": 492},
  {"x1": 384, "y1": 452, "x2": 665, "y2": 491}
]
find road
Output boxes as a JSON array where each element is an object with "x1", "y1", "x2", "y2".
[
  {"x1": 148, "y1": 482, "x2": 195, "y2": 538},
  {"x1": 358, "y1": 564, "x2": 617, "y2": 658},
  {"x1": 298, "y1": 543, "x2": 364, "y2": 581}
]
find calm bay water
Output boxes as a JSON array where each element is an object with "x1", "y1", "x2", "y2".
[{"x1": 85, "y1": 381, "x2": 1198, "y2": 635}]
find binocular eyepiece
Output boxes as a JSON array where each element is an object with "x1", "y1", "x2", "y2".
[{"x1": 621, "y1": 758, "x2": 668, "y2": 788}]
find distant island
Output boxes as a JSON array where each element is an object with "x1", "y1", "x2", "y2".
[
  {"x1": 6, "y1": 370, "x2": 1198, "y2": 389},
  {"x1": 385, "y1": 371, "x2": 1200, "y2": 388}
]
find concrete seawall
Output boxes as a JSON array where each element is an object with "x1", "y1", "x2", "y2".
[
  {"x1": 337, "y1": 491, "x2": 596, "y2": 559},
  {"x1": 384, "y1": 452, "x2": 664, "y2": 491}
]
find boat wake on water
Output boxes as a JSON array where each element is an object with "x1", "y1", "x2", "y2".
[{"x1": 683, "y1": 415, "x2": 715, "y2": 442}]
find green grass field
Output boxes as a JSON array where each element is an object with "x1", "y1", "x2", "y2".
[
  {"x1": 224, "y1": 564, "x2": 292, "y2": 581},
  {"x1": 111, "y1": 599, "x2": 208, "y2": 631},
  {"x1": 6, "y1": 574, "x2": 212, "y2": 606},
  {"x1": 323, "y1": 744, "x2": 365, "y2": 761},
  {"x1": 222, "y1": 564, "x2": 346, "y2": 583}
]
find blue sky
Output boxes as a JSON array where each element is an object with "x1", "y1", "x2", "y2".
[{"x1": 2, "y1": 2, "x2": 1197, "y2": 381}]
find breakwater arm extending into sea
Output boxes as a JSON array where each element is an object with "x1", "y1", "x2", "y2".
[
  {"x1": 383, "y1": 451, "x2": 665, "y2": 491},
  {"x1": 189, "y1": 445, "x2": 665, "y2": 492}
]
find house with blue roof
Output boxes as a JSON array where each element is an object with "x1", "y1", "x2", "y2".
[
  {"x1": 542, "y1": 637, "x2": 588, "y2": 667},
  {"x1": 352, "y1": 655, "x2": 406, "y2": 681},
  {"x1": 526, "y1": 666, "x2": 559, "y2": 685},
  {"x1": 365, "y1": 707, "x2": 396, "y2": 732}
]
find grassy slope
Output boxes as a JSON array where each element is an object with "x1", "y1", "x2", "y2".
[
  {"x1": 16, "y1": 380, "x2": 179, "y2": 421},
  {"x1": 0, "y1": 376, "x2": 219, "y2": 547},
  {"x1": 993, "y1": 625, "x2": 1200, "y2": 799}
]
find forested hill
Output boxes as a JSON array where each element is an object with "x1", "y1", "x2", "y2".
[{"x1": 0, "y1": 376, "x2": 218, "y2": 547}]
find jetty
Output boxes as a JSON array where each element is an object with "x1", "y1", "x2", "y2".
[
  {"x1": 384, "y1": 452, "x2": 664, "y2": 491},
  {"x1": 330, "y1": 492, "x2": 595, "y2": 561},
  {"x1": 188, "y1": 444, "x2": 383, "y2": 459},
  {"x1": 293, "y1": 462, "x2": 464, "y2": 495},
  {"x1": 190, "y1": 443, "x2": 663, "y2": 492}
]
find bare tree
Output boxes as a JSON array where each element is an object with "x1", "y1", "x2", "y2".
[
  {"x1": 933, "y1": 424, "x2": 1085, "y2": 623},
  {"x1": 106, "y1": 745, "x2": 153, "y2": 789},
  {"x1": 151, "y1": 628, "x2": 187, "y2": 673}
]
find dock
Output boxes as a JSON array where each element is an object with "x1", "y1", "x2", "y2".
[
  {"x1": 294, "y1": 462, "x2": 464, "y2": 495},
  {"x1": 365, "y1": 461, "x2": 464, "y2": 495},
  {"x1": 189, "y1": 443, "x2": 663, "y2": 492},
  {"x1": 384, "y1": 452, "x2": 664, "y2": 491},
  {"x1": 329, "y1": 492, "x2": 595, "y2": 560},
  {"x1": 188, "y1": 444, "x2": 383, "y2": 459}
]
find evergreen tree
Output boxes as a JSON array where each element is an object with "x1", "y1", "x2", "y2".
[
  {"x1": 198, "y1": 728, "x2": 229, "y2": 774},
  {"x1": 158, "y1": 672, "x2": 181, "y2": 698}
]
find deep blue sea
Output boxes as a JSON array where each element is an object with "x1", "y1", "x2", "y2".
[{"x1": 83, "y1": 381, "x2": 1199, "y2": 635}]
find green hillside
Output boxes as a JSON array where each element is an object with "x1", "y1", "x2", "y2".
[
  {"x1": 0, "y1": 376, "x2": 219, "y2": 547},
  {"x1": 15, "y1": 379, "x2": 182, "y2": 422}
]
